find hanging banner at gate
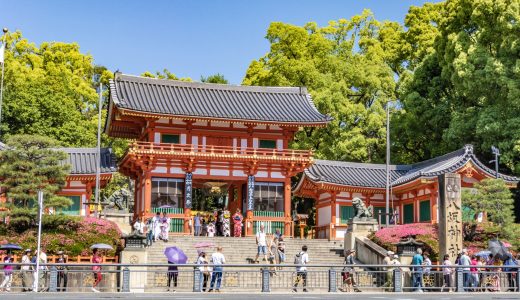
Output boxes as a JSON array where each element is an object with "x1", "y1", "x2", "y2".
[
  {"x1": 247, "y1": 175, "x2": 255, "y2": 211},
  {"x1": 185, "y1": 172, "x2": 193, "y2": 209}
]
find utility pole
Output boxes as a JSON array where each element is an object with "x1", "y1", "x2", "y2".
[
  {"x1": 94, "y1": 82, "x2": 102, "y2": 217},
  {"x1": 385, "y1": 102, "x2": 391, "y2": 227}
]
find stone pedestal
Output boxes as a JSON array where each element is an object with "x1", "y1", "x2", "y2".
[
  {"x1": 344, "y1": 219, "x2": 379, "y2": 252},
  {"x1": 120, "y1": 248, "x2": 147, "y2": 292}
]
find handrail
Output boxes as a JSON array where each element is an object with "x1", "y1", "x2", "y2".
[{"x1": 128, "y1": 141, "x2": 312, "y2": 160}]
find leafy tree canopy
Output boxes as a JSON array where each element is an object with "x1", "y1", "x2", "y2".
[
  {"x1": 0, "y1": 134, "x2": 72, "y2": 209},
  {"x1": 394, "y1": 0, "x2": 520, "y2": 174},
  {"x1": 243, "y1": 10, "x2": 403, "y2": 162},
  {"x1": 201, "y1": 73, "x2": 228, "y2": 84},
  {"x1": 141, "y1": 69, "x2": 192, "y2": 81}
]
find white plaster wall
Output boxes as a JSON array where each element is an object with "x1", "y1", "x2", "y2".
[
  {"x1": 270, "y1": 125, "x2": 281, "y2": 130},
  {"x1": 270, "y1": 172, "x2": 284, "y2": 178},
  {"x1": 241, "y1": 139, "x2": 247, "y2": 150},
  {"x1": 418, "y1": 189, "x2": 424, "y2": 196},
  {"x1": 69, "y1": 181, "x2": 86, "y2": 188},
  {"x1": 202, "y1": 136, "x2": 207, "y2": 148},
  {"x1": 170, "y1": 167, "x2": 184, "y2": 174},
  {"x1": 156, "y1": 118, "x2": 169, "y2": 124},
  {"x1": 319, "y1": 193, "x2": 331, "y2": 200},
  {"x1": 335, "y1": 204, "x2": 339, "y2": 224},
  {"x1": 210, "y1": 169, "x2": 230, "y2": 176},
  {"x1": 256, "y1": 171, "x2": 268, "y2": 178},
  {"x1": 192, "y1": 136, "x2": 198, "y2": 147},
  {"x1": 352, "y1": 192, "x2": 363, "y2": 198},
  {"x1": 234, "y1": 123, "x2": 247, "y2": 129},
  {"x1": 233, "y1": 138, "x2": 237, "y2": 148},
  {"x1": 371, "y1": 193, "x2": 384, "y2": 200},
  {"x1": 253, "y1": 138, "x2": 259, "y2": 148},
  {"x1": 232, "y1": 170, "x2": 246, "y2": 177},
  {"x1": 153, "y1": 167, "x2": 168, "y2": 173},
  {"x1": 180, "y1": 134, "x2": 187, "y2": 144},
  {"x1": 154, "y1": 132, "x2": 160, "y2": 143},
  {"x1": 256, "y1": 124, "x2": 267, "y2": 130},
  {"x1": 277, "y1": 140, "x2": 283, "y2": 150},
  {"x1": 318, "y1": 206, "x2": 331, "y2": 227},
  {"x1": 338, "y1": 191, "x2": 350, "y2": 198},
  {"x1": 336, "y1": 229, "x2": 347, "y2": 239},
  {"x1": 212, "y1": 122, "x2": 230, "y2": 128},
  {"x1": 194, "y1": 121, "x2": 207, "y2": 126},
  {"x1": 193, "y1": 169, "x2": 207, "y2": 175},
  {"x1": 81, "y1": 194, "x2": 87, "y2": 216},
  {"x1": 462, "y1": 176, "x2": 479, "y2": 184},
  {"x1": 171, "y1": 119, "x2": 184, "y2": 125}
]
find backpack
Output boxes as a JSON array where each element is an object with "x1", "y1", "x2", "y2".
[{"x1": 294, "y1": 252, "x2": 304, "y2": 265}]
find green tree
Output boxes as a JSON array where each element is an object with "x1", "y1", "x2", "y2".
[
  {"x1": 395, "y1": 0, "x2": 520, "y2": 175},
  {"x1": 201, "y1": 73, "x2": 228, "y2": 84},
  {"x1": 142, "y1": 69, "x2": 192, "y2": 81},
  {"x1": 0, "y1": 134, "x2": 72, "y2": 209},
  {"x1": 243, "y1": 11, "x2": 402, "y2": 162},
  {"x1": 0, "y1": 31, "x2": 107, "y2": 147},
  {"x1": 462, "y1": 178, "x2": 515, "y2": 227}
]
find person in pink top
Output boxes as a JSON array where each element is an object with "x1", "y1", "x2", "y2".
[
  {"x1": 91, "y1": 249, "x2": 103, "y2": 293},
  {"x1": 469, "y1": 255, "x2": 479, "y2": 290},
  {"x1": 0, "y1": 252, "x2": 13, "y2": 292}
]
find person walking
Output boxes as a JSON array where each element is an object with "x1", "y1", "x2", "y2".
[
  {"x1": 254, "y1": 224, "x2": 268, "y2": 263},
  {"x1": 196, "y1": 251, "x2": 211, "y2": 292},
  {"x1": 411, "y1": 248, "x2": 424, "y2": 292},
  {"x1": 145, "y1": 217, "x2": 154, "y2": 247},
  {"x1": 56, "y1": 251, "x2": 68, "y2": 292},
  {"x1": 194, "y1": 213, "x2": 202, "y2": 237},
  {"x1": 91, "y1": 248, "x2": 103, "y2": 293},
  {"x1": 277, "y1": 237, "x2": 286, "y2": 266},
  {"x1": 160, "y1": 213, "x2": 170, "y2": 242},
  {"x1": 504, "y1": 252, "x2": 518, "y2": 292},
  {"x1": 133, "y1": 217, "x2": 144, "y2": 235},
  {"x1": 460, "y1": 249, "x2": 471, "y2": 291},
  {"x1": 209, "y1": 246, "x2": 225, "y2": 292},
  {"x1": 422, "y1": 252, "x2": 432, "y2": 290},
  {"x1": 268, "y1": 236, "x2": 279, "y2": 275},
  {"x1": 442, "y1": 254, "x2": 453, "y2": 292},
  {"x1": 341, "y1": 249, "x2": 361, "y2": 292},
  {"x1": 232, "y1": 209, "x2": 243, "y2": 237},
  {"x1": 383, "y1": 251, "x2": 394, "y2": 290},
  {"x1": 38, "y1": 249, "x2": 48, "y2": 292},
  {"x1": 21, "y1": 249, "x2": 32, "y2": 292},
  {"x1": 153, "y1": 212, "x2": 162, "y2": 241},
  {"x1": 469, "y1": 255, "x2": 479, "y2": 290},
  {"x1": 0, "y1": 252, "x2": 13, "y2": 292},
  {"x1": 167, "y1": 261, "x2": 178, "y2": 292},
  {"x1": 292, "y1": 245, "x2": 309, "y2": 293}
]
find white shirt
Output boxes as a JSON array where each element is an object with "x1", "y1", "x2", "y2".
[
  {"x1": 443, "y1": 260, "x2": 452, "y2": 275},
  {"x1": 39, "y1": 252, "x2": 47, "y2": 270},
  {"x1": 133, "y1": 221, "x2": 144, "y2": 234},
  {"x1": 256, "y1": 231, "x2": 267, "y2": 246},
  {"x1": 211, "y1": 252, "x2": 226, "y2": 265},
  {"x1": 297, "y1": 252, "x2": 309, "y2": 272},
  {"x1": 21, "y1": 255, "x2": 31, "y2": 271}
]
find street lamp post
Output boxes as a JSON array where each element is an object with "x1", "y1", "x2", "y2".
[
  {"x1": 491, "y1": 146, "x2": 500, "y2": 179},
  {"x1": 34, "y1": 190, "x2": 44, "y2": 292},
  {"x1": 385, "y1": 102, "x2": 391, "y2": 227}
]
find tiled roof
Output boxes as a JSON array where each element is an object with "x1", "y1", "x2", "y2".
[
  {"x1": 300, "y1": 145, "x2": 519, "y2": 189},
  {"x1": 60, "y1": 148, "x2": 117, "y2": 175},
  {"x1": 109, "y1": 73, "x2": 331, "y2": 125},
  {"x1": 304, "y1": 160, "x2": 410, "y2": 189}
]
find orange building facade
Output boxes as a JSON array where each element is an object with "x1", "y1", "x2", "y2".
[
  {"x1": 294, "y1": 145, "x2": 519, "y2": 240},
  {"x1": 105, "y1": 73, "x2": 330, "y2": 236}
]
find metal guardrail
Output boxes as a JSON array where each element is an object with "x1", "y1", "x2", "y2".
[{"x1": 0, "y1": 263, "x2": 518, "y2": 293}]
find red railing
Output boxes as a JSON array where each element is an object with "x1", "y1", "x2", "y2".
[{"x1": 127, "y1": 141, "x2": 312, "y2": 163}]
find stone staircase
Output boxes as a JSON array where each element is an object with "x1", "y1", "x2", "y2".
[
  {"x1": 142, "y1": 235, "x2": 346, "y2": 291},
  {"x1": 147, "y1": 235, "x2": 345, "y2": 265}
]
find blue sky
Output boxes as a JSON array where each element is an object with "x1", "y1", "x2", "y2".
[{"x1": 3, "y1": 0, "x2": 436, "y2": 84}]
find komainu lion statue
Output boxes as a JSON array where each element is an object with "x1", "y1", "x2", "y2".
[{"x1": 352, "y1": 197, "x2": 374, "y2": 219}]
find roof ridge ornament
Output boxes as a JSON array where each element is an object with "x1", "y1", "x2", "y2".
[{"x1": 464, "y1": 144, "x2": 474, "y2": 155}]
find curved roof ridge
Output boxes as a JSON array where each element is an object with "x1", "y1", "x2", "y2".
[
  {"x1": 117, "y1": 73, "x2": 307, "y2": 94},
  {"x1": 313, "y1": 159, "x2": 409, "y2": 170}
]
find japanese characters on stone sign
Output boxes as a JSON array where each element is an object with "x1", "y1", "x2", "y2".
[{"x1": 438, "y1": 173, "x2": 463, "y2": 262}]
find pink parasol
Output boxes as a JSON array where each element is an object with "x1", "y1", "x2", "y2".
[
  {"x1": 502, "y1": 241, "x2": 512, "y2": 248},
  {"x1": 194, "y1": 242, "x2": 216, "y2": 248}
]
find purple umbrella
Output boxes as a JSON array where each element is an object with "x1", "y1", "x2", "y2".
[
  {"x1": 164, "y1": 246, "x2": 188, "y2": 264},
  {"x1": 0, "y1": 243, "x2": 22, "y2": 251}
]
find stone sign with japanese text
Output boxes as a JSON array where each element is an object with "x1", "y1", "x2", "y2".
[{"x1": 438, "y1": 173, "x2": 463, "y2": 262}]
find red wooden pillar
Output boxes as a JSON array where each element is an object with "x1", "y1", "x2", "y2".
[
  {"x1": 330, "y1": 192, "x2": 337, "y2": 240},
  {"x1": 284, "y1": 178, "x2": 292, "y2": 237},
  {"x1": 144, "y1": 172, "x2": 152, "y2": 217},
  {"x1": 430, "y1": 182, "x2": 439, "y2": 224}
]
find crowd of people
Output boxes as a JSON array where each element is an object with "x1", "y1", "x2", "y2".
[
  {"x1": 132, "y1": 212, "x2": 171, "y2": 246},
  {"x1": 0, "y1": 248, "x2": 104, "y2": 293},
  {"x1": 408, "y1": 247, "x2": 520, "y2": 292}
]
